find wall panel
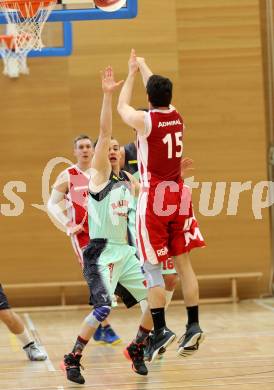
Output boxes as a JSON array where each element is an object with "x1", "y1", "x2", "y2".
[{"x1": 0, "y1": 0, "x2": 271, "y2": 305}]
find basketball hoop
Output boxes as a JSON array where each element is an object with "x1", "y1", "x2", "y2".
[
  {"x1": 0, "y1": 34, "x2": 27, "y2": 77},
  {"x1": 0, "y1": 0, "x2": 57, "y2": 77}
]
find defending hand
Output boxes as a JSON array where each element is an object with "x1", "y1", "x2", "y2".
[{"x1": 101, "y1": 66, "x2": 124, "y2": 93}]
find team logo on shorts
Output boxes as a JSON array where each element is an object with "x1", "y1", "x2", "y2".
[{"x1": 157, "y1": 246, "x2": 168, "y2": 257}]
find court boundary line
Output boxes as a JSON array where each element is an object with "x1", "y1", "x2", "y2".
[
  {"x1": 253, "y1": 299, "x2": 274, "y2": 313},
  {"x1": 23, "y1": 313, "x2": 55, "y2": 373}
]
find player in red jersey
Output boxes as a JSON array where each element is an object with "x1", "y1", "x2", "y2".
[
  {"x1": 120, "y1": 140, "x2": 178, "y2": 307},
  {"x1": 118, "y1": 50, "x2": 205, "y2": 362},
  {"x1": 47, "y1": 135, "x2": 121, "y2": 345},
  {"x1": 120, "y1": 140, "x2": 194, "y2": 307}
]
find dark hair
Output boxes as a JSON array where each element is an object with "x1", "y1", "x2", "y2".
[
  {"x1": 146, "y1": 75, "x2": 172, "y2": 108},
  {"x1": 74, "y1": 134, "x2": 93, "y2": 147}
]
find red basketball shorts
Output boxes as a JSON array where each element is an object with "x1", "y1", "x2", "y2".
[
  {"x1": 70, "y1": 232, "x2": 89, "y2": 269},
  {"x1": 136, "y1": 182, "x2": 205, "y2": 265}
]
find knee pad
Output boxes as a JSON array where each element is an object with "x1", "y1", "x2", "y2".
[
  {"x1": 84, "y1": 306, "x2": 111, "y2": 328},
  {"x1": 93, "y1": 305, "x2": 111, "y2": 322},
  {"x1": 143, "y1": 261, "x2": 165, "y2": 289}
]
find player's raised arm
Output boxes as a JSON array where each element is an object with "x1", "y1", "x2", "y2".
[
  {"x1": 91, "y1": 66, "x2": 123, "y2": 179},
  {"x1": 117, "y1": 49, "x2": 146, "y2": 135},
  {"x1": 136, "y1": 56, "x2": 153, "y2": 87}
]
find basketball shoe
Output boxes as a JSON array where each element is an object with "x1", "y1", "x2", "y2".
[
  {"x1": 143, "y1": 331, "x2": 166, "y2": 361},
  {"x1": 102, "y1": 325, "x2": 121, "y2": 344},
  {"x1": 123, "y1": 341, "x2": 148, "y2": 375},
  {"x1": 60, "y1": 352, "x2": 85, "y2": 384},
  {"x1": 177, "y1": 322, "x2": 204, "y2": 357},
  {"x1": 23, "y1": 341, "x2": 47, "y2": 361},
  {"x1": 145, "y1": 327, "x2": 176, "y2": 362},
  {"x1": 93, "y1": 324, "x2": 121, "y2": 344},
  {"x1": 93, "y1": 324, "x2": 104, "y2": 342}
]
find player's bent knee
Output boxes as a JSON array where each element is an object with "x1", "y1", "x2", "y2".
[
  {"x1": 93, "y1": 305, "x2": 111, "y2": 322},
  {"x1": 143, "y1": 261, "x2": 165, "y2": 289},
  {"x1": 163, "y1": 274, "x2": 178, "y2": 291},
  {"x1": 84, "y1": 306, "x2": 111, "y2": 328}
]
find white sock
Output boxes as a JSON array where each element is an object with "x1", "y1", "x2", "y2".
[
  {"x1": 139, "y1": 299, "x2": 149, "y2": 314},
  {"x1": 16, "y1": 328, "x2": 32, "y2": 347},
  {"x1": 165, "y1": 290, "x2": 174, "y2": 310}
]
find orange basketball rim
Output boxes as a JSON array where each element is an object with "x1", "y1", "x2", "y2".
[{"x1": 0, "y1": 0, "x2": 56, "y2": 18}]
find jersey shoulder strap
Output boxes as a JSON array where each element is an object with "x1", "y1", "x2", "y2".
[{"x1": 90, "y1": 171, "x2": 129, "y2": 202}]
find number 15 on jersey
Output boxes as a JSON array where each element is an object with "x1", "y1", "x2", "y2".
[{"x1": 162, "y1": 132, "x2": 183, "y2": 159}]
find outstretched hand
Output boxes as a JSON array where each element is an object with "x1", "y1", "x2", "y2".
[
  {"x1": 66, "y1": 222, "x2": 85, "y2": 236},
  {"x1": 101, "y1": 66, "x2": 124, "y2": 93},
  {"x1": 128, "y1": 48, "x2": 139, "y2": 75},
  {"x1": 136, "y1": 56, "x2": 145, "y2": 66}
]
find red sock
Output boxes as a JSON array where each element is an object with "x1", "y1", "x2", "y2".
[
  {"x1": 72, "y1": 335, "x2": 88, "y2": 354},
  {"x1": 136, "y1": 326, "x2": 150, "y2": 343}
]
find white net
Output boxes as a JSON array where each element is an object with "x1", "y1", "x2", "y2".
[
  {"x1": 0, "y1": 33, "x2": 29, "y2": 77},
  {"x1": 0, "y1": 0, "x2": 56, "y2": 77}
]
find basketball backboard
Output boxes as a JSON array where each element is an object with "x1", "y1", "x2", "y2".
[
  {"x1": 0, "y1": 0, "x2": 138, "y2": 77},
  {"x1": 0, "y1": 0, "x2": 138, "y2": 23}
]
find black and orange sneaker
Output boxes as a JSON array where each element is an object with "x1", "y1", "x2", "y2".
[
  {"x1": 123, "y1": 341, "x2": 148, "y2": 376},
  {"x1": 60, "y1": 352, "x2": 85, "y2": 384}
]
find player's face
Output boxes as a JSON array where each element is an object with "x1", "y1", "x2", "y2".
[
  {"x1": 108, "y1": 139, "x2": 121, "y2": 167},
  {"x1": 74, "y1": 139, "x2": 94, "y2": 163}
]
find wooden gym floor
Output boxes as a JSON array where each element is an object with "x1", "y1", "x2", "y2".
[{"x1": 1, "y1": 300, "x2": 274, "y2": 390}]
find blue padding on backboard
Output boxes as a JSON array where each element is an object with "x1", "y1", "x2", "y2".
[
  {"x1": 28, "y1": 21, "x2": 72, "y2": 57},
  {"x1": 0, "y1": 0, "x2": 138, "y2": 24}
]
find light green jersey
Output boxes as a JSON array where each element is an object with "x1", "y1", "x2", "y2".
[{"x1": 88, "y1": 171, "x2": 131, "y2": 244}]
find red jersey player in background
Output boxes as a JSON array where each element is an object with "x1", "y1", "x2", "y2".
[
  {"x1": 118, "y1": 49, "x2": 205, "y2": 362},
  {"x1": 47, "y1": 135, "x2": 121, "y2": 344}
]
